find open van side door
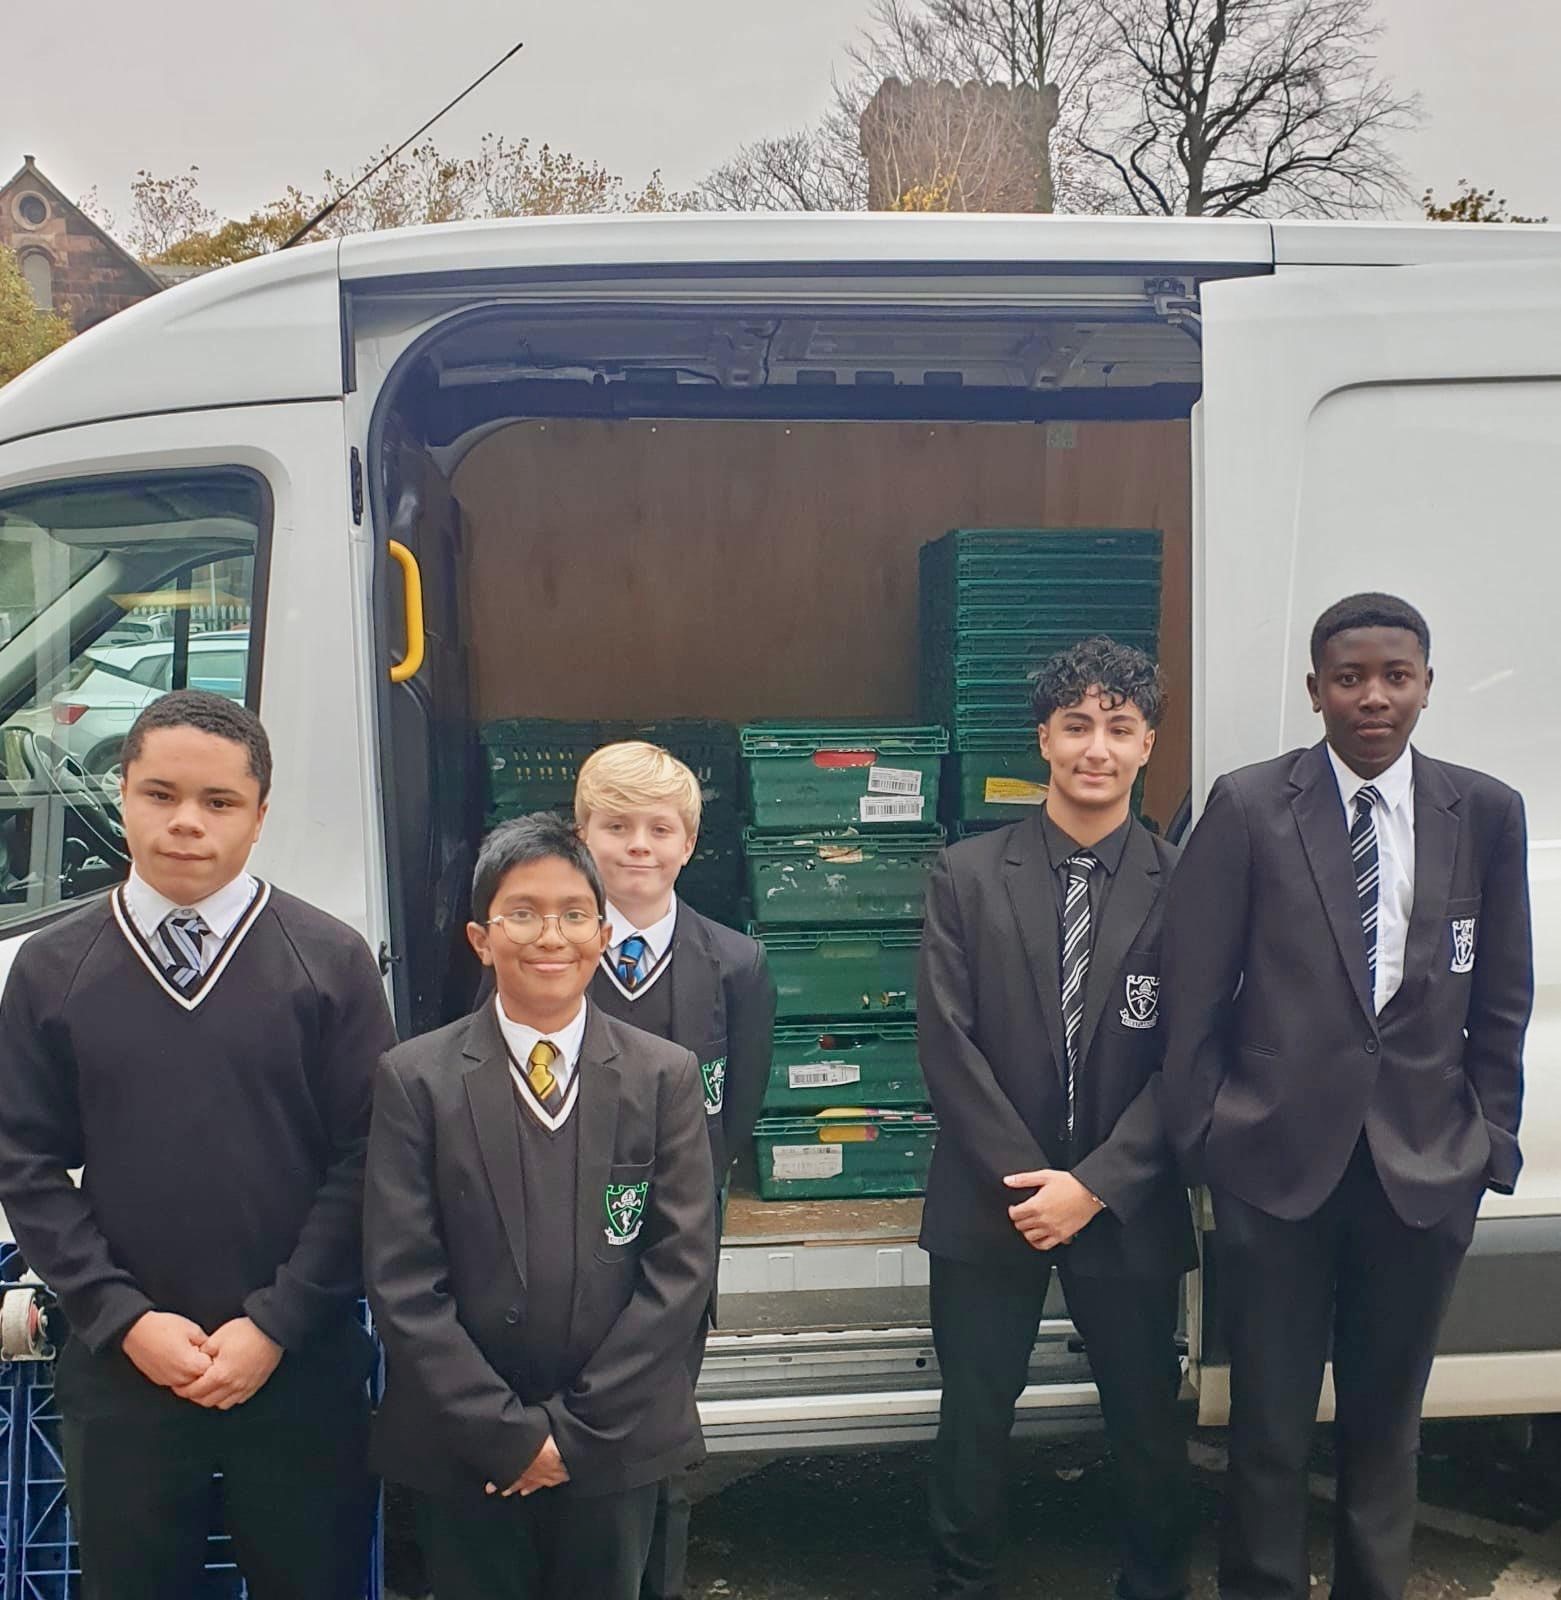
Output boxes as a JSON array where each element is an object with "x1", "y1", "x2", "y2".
[{"x1": 1191, "y1": 259, "x2": 1561, "y2": 1420}]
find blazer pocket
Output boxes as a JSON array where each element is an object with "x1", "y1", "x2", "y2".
[
  {"x1": 1111, "y1": 948, "x2": 1162, "y2": 1033},
  {"x1": 595, "y1": 1160, "x2": 654, "y2": 1263},
  {"x1": 698, "y1": 1037, "x2": 729, "y2": 1118},
  {"x1": 1444, "y1": 895, "x2": 1482, "y2": 976}
]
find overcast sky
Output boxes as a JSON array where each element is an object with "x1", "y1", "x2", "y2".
[{"x1": 7, "y1": 0, "x2": 1559, "y2": 225}]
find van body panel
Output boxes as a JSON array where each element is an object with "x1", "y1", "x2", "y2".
[
  {"x1": 0, "y1": 242, "x2": 344, "y2": 448},
  {"x1": 1272, "y1": 219, "x2": 1561, "y2": 268},
  {"x1": 337, "y1": 211, "x2": 1275, "y2": 284}
]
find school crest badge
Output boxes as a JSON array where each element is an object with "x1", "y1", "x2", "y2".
[
  {"x1": 1120, "y1": 974, "x2": 1159, "y2": 1030},
  {"x1": 701, "y1": 1056, "x2": 727, "y2": 1117},
  {"x1": 1450, "y1": 917, "x2": 1477, "y2": 975},
  {"x1": 603, "y1": 1183, "x2": 649, "y2": 1246}
]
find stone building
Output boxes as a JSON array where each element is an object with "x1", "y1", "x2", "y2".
[
  {"x1": 1, "y1": 155, "x2": 164, "y2": 332},
  {"x1": 861, "y1": 78, "x2": 1059, "y2": 214}
]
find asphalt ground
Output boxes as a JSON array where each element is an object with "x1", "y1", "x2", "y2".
[{"x1": 386, "y1": 1418, "x2": 1561, "y2": 1599}]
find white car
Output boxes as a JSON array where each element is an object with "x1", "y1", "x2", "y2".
[{"x1": 49, "y1": 631, "x2": 249, "y2": 775}]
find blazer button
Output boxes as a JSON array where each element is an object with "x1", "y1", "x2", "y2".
[
  {"x1": 1364, "y1": 1038, "x2": 1379, "y2": 1055},
  {"x1": 504, "y1": 1307, "x2": 520, "y2": 1325}
]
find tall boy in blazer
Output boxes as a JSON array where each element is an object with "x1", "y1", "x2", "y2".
[
  {"x1": 1162, "y1": 593, "x2": 1532, "y2": 1600},
  {"x1": 0, "y1": 691, "x2": 395, "y2": 1600},
  {"x1": 574, "y1": 741, "x2": 776, "y2": 1600},
  {"x1": 920, "y1": 637, "x2": 1194, "y2": 1600},
  {"x1": 366, "y1": 812, "x2": 715, "y2": 1600}
]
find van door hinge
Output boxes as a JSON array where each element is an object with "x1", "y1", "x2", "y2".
[
  {"x1": 377, "y1": 941, "x2": 400, "y2": 976},
  {"x1": 1147, "y1": 276, "x2": 1202, "y2": 346},
  {"x1": 349, "y1": 447, "x2": 364, "y2": 525}
]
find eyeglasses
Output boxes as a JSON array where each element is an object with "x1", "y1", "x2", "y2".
[{"x1": 485, "y1": 909, "x2": 604, "y2": 947}]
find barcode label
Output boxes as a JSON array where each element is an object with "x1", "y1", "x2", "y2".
[
  {"x1": 859, "y1": 795, "x2": 926, "y2": 823},
  {"x1": 867, "y1": 765, "x2": 923, "y2": 796},
  {"x1": 772, "y1": 1143, "x2": 845, "y2": 1180},
  {"x1": 788, "y1": 1062, "x2": 862, "y2": 1089}
]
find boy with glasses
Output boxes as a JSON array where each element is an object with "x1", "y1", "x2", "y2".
[{"x1": 365, "y1": 812, "x2": 715, "y2": 1600}]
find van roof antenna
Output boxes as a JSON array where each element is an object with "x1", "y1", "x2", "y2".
[{"x1": 281, "y1": 40, "x2": 525, "y2": 250}]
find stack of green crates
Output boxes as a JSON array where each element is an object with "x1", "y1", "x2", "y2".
[
  {"x1": 741, "y1": 722, "x2": 948, "y2": 1199},
  {"x1": 479, "y1": 717, "x2": 745, "y2": 927},
  {"x1": 920, "y1": 529, "x2": 1162, "y2": 835}
]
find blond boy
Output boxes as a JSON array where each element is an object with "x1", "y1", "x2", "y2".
[{"x1": 574, "y1": 741, "x2": 775, "y2": 1600}]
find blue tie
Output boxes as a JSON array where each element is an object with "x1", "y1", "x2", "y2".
[
  {"x1": 617, "y1": 934, "x2": 651, "y2": 990},
  {"x1": 157, "y1": 909, "x2": 208, "y2": 989}
]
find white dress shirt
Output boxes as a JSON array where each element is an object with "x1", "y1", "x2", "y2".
[
  {"x1": 605, "y1": 897, "x2": 679, "y2": 968},
  {"x1": 123, "y1": 868, "x2": 260, "y2": 973},
  {"x1": 494, "y1": 996, "x2": 589, "y2": 1097},
  {"x1": 1328, "y1": 744, "x2": 1416, "y2": 1013}
]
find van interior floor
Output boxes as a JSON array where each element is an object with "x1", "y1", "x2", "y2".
[{"x1": 722, "y1": 1192, "x2": 924, "y2": 1246}]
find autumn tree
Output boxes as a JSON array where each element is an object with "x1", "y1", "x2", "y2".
[
  {"x1": 1077, "y1": 0, "x2": 1418, "y2": 216},
  {"x1": 0, "y1": 247, "x2": 72, "y2": 386},
  {"x1": 1423, "y1": 180, "x2": 1547, "y2": 225}
]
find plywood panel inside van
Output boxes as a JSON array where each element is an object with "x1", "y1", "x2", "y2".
[{"x1": 454, "y1": 418, "x2": 1191, "y2": 824}]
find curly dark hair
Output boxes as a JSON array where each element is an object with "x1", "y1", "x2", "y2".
[
  {"x1": 1030, "y1": 635, "x2": 1164, "y2": 728},
  {"x1": 1309, "y1": 592, "x2": 1429, "y2": 669},
  {"x1": 121, "y1": 689, "x2": 272, "y2": 799}
]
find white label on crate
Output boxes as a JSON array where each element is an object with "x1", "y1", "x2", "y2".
[
  {"x1": 772, "y1": 1143, "x2": 845, "y2": 1180},
  {"x1": 859, "y1": 795, "x2": 926, "y2": 823},
  {"x1": 788, "y1": 1062, "x2": 863, "y2": 1090},
  {"x1": 867, "y1": 765, "x2": 924, "y2": 796}
]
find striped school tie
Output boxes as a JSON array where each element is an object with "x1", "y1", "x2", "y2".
[
  {"x1": 524, "y1": 1040, "x2": 566, "y2": 1115},
  {"x1": 156, "y1": 909, "x2": 209, "y2": 990},
  {"x1": 616, "y1": 934, "x2": 651, "y2": 990},
  {"x1": 1351, "y1": 785, "x2": 1383, "y2": 1003},
  {"x1": 1060, "y1": 852, "x2": 1098, "y2": 1139}
]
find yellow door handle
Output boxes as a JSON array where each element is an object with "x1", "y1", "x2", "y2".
[{"x1": 387, "y1": 540, "x2": 425, "y2": 684}]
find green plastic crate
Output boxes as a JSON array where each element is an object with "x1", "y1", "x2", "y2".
[
  {"x1": 742, "y1": 723, "x2": 948, "y2": 831},
  {"x1": 482, "y1": 717, "x2": 741, "y2": 818},
  {"x1": 946, "y1": 750, "x2": 1050, "y2": 819},
  {"x1": 745, "y1": 828, "x2": 944, "y2": 925},
  {"x1": 754, "y1": 1111, "x2": 939, "y2": 1200},
  {"x1": 756, "y1": 925, "x2": 921, "y2": 1019},
  {"x1": 920, "y1": 526, "x2": 1164, "y2": 576},
  {"x1": 764, "y1": 1020, "x2": 924, "y2": 1111}
]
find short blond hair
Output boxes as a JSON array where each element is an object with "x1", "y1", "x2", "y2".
[{"x1": 575, "y1": 741, "x2": 703, "y2": 837}]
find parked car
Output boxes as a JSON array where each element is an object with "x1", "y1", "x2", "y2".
[{"x1": 48, "y1": 631, "x2": 249, "y2": 776}]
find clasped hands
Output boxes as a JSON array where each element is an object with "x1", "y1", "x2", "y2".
[
  {"x1": 121, "y1": 1311, "x2": 282, "y2": 1410},
  {"x1": 1004, "y1": 1168, "x2": 1106, "y2": 1250}
]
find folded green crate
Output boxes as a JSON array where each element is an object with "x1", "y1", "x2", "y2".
[
  {"x1": 746, "y1": 828, "x2": 944, "y2": 925},
  {"x1": 742, "y1": 723, "x2": 948, "y2": 831},
  {"x1": 764, "y1": 1021, "x2": 924, "y2": 1112},
  {"x1": 754, "y1": 1110, "x2": 939, "y2": 1200},
  {"x1": 756, "y1": 925, "x2": 921, "y2": 1019},
  {"x1": 946, "y1": 750, "x2": 1050, "y2": 818}
]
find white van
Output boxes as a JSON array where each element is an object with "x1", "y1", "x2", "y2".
[{"x1": 0, "y1": 213, "x2": 1556, "y2": 1452}]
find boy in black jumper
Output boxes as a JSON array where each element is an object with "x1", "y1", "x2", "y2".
[
  {"x1": 365, "y1": 813, "x2": 716, "y2": 1600},
  {"x1": 0, "y1": 690, "x2": 396, "y2": 1600},
  {"x1": 574, "y1": 740, "x2": 776, "y2": 1600}
]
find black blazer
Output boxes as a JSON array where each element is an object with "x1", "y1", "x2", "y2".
[
  {"x1": 653, "y1": 905, "x2": 777, "y2": 1183},
  {"x1": 917, "y1": 814, "x2": 1196, "y2": 1278},
  {"x1": 1161, "y1": 743, "x2": 1532, "y2": 1227},
  {"x1": 364, "y1": 1005, "x2": 715, "y2": 1498}
]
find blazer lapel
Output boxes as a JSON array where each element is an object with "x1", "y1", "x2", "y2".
[
  {"x1": 1289, "y1": 741, "x2": 1375, "y2": 1024},
  {"x1": 570, "y1": 1009, "x2": 623, "y2": 1340},
  {"x1": 462, "y1": 1004, "x2": 529, "y2": 1289},
  {"x1": 1004, "y1": 814, "x2": 1067, "y2": 1091},
  {"x1": 1076, "y1": 822, "x2": 1161, "y2": 1066},
  {"x1": 668, "y1": 904, "x2": 723, "y2": 1051},
  {"x1": 1402, "y1": 752, "x2": 1461, "y2": 982}
]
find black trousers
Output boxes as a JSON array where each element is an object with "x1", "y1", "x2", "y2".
[
  {"x1": 55, "y1": 1322, "x2": 374, "y2": 1600},
  {"x1": 1213, "y1": 1139, "x2": 1479, "y2": 1600},
  {"x1": 640, "y1": 1318, "x2": 710, "y2": 1600},
  {"x1": 929, "y1": 1252, "x2": 1190, "y2": 1600},
  {"x1": 419, "y1": 1481, "x2": 659, "y2": 1600}
]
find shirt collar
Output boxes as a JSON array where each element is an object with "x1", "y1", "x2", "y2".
[
  {"x1": 493, "y1": 996, "x2": 589, "y2": 1074},
  {"x1": 1041, "y1": 810, "x2": 1133, "y2": 876},
  {"x1": 1327, "y1": 742, "x2": 1415, "y2": 816},
  {"x1": 604, "y1": 896, "x2": 679, "y2": 964},
  {"x1": 123, "y1": 866, "x2": 260, "y2": 942}
]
